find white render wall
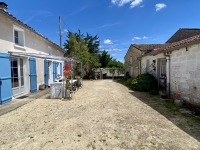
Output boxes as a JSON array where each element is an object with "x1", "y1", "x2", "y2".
[
  {"x1": 0, "y1": 15, "x2": 64, "y2": 55},
  {"x1": 141, "y1": 44, "x2": 200, "y2": 105},
  {"x1": 170, "y1": 44, "x2": 200, "y2": 105},
  {"x1": 0, "y1": 14, "x2": 64, "y2": 94},
  {"x1": 141, "y1": 53, "x2": 165, "y2": 79}
]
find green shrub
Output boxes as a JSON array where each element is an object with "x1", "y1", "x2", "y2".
[{"x1": 132, "y1": 73, "x2": 158, "y2": 94}]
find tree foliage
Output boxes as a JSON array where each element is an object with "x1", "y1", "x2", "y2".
[
  {"x1": 98, "y1": 50, "x2": 112, "y2": 68},
  {"x1": 63, "y1": 30, "x2": 101, "y2": 79},
  {"x1": 132, "y1": 73, "x2": 158, "y2": 94},
  {"x1": 63, "y1": 30, "x2": 124, "y2": 79}
]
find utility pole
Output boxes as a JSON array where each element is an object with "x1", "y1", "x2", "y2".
[{"x1": 59, "y1": 16, "x2": 62, "y2": 48}]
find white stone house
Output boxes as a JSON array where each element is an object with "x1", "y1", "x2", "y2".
[
  {"x1": 0, "y1": 2, "x2": 65, "y2": 104},
  {"x1": 140, "y1": 34, "x2": 200, "y2": 106}
]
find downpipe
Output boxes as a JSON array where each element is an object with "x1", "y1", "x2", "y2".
[{"x1": 164, "y1": 52, "x2": 170, "y2": 98}]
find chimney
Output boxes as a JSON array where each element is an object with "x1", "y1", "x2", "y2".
[{"x1": 0, "y1": 2, "x2": 8, "y2": 11}]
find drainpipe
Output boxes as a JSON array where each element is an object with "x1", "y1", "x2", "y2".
[
  {"x1": 164, "y1": 52, "x2": 170, "y2": 98},
  {"x1": 137, "y1": 57, "x2": 142, "y2": 75}
]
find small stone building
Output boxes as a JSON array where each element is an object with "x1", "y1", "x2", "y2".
[{"x1": 124, "y1": 44, "x2": 166, "y2": 78}]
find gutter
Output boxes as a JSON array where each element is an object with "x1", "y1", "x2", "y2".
[{"x1": 164, "y1": 52, "x2": 170, "y2": 98}]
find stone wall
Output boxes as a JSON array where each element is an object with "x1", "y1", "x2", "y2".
[{"x1": 124, "y1": 46, "x2": 141, "y2": 78}]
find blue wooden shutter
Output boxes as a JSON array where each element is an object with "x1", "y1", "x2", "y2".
[
  {"x1": 29, "y1": 58, "x2": 37, "y2": 93},
  {"x1": 0, "y1": 52, "x2": 12, "y2": 104},
  {"x1": 44, "y1": 60, "x2": 49, "y2": 88},
  {"x1": 60, "y1": 62, "x2": 62, "y2": 76},
  {"x1": 55, "y1": 62, "x2": 57, "y2": 78},
  {"x1": 53, "y1": 61, "x2": 56, "y2": 82}
]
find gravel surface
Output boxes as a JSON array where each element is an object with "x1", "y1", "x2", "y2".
[{"x1": 0, "y1": 80, "x2": 199, "y2": 150}]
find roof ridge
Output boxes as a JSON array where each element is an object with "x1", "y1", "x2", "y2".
[
  {"x1": 179, "y1": 28, "x2": 200, "y2": 30},
  {"x1": 148, "y1": 33, "x2": 200, "y2": 55}
]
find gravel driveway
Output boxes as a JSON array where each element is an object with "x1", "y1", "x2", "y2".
[{"x1": 0, "y1": 80, "x2": 199, "y2": 150}]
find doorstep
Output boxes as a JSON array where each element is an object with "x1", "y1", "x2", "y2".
[{"x1": 0, "y1": 88, "x2": 50, "y2": 116}]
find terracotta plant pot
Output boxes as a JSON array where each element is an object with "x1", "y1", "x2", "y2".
[
  {"x1": 170, "y1": 98, "x2": 175, "y2": 103},
  {"x1": 39, "y1": 84, "x2": 45, "y2": 90}
]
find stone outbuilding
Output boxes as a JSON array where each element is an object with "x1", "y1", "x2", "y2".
[
  {"x1": 141, "y1": 34, "x2": 200, "y2": 106},
  {"x1": 124, "y1": 44, "x2": 167, "y2": 78}
]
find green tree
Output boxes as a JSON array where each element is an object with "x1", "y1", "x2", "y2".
[
  {"x1": 98, "y1": 50, "x2": 112, "y2": 68},
  {"x1": 108, "y1": 59, "x2": 124, "y2": 68},
  {"x1": 63, "y1": 30, "x2": 101, "y2": 79},
  {"x1": 84, "y1": 33, "x2": 100, "y2": 54}
]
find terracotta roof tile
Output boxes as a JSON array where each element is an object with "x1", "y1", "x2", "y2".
[
  {"x1": 132, "y1": 44, "x2": 169, "y2": 54},
  {"x1": 149, "y1": 34, "x2": 200, "y2": 55}
]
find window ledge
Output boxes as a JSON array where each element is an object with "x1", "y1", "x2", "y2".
[{"x1": 14, "y1": 44, "x2": 26, "y2": 50}]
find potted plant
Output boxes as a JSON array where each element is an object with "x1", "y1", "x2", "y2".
[{"x1": 63, "y1": 61, "x2": 71, "y2": 98}]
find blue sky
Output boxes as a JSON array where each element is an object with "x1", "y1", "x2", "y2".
[{"x1": 4, "y1": 0, "x2": 200, "y2": 62}]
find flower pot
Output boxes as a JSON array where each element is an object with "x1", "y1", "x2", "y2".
[
  {"x1": 39, "y1": 84, "x2": 45, "y2": 90},
  {"x1": 170, "y1": 98, "x2": 175, "y2": 103}
]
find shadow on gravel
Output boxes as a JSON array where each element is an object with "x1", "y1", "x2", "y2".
[{"x1": 128, "y1": 90, "x2": 200, "y2": 142}]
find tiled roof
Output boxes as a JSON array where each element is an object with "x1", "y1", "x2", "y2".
[
  {"x1": 166, "y1": 28, "x2": 200, "y2": 43},
  {"x1": 132, "y1": 44, "x2": 169, "y2": 54},
  {"x1": 0, "y1": 9, "x2": 65, "y2": 53},
  {"x1": 148, "y1": 34, "x2": 200, "y2": 55}
]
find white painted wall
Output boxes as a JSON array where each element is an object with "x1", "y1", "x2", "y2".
[
  {"x1": 0, "y1": 14, "x2": 65, "y2": 94},
  {"x1": 170, "y1": 44, "x2": 200, "y2": 104},
  {"x1": 141, "y1": 44, "x2": 200, "y2": 105},
  {"x1": 141, "y1": 53, "x2": 165, "y2": 79}
]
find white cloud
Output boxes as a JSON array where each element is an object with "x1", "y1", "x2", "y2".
[
  {"x1": 111, "y1": 0, "x2": 118, "y2": 4},
  {"x1": 140, "y1": 5, "x2": 144, "y2": 7},
  {"x1": 155, "y1": 3, "x2": 166, "y2": 11},
  {"x1": 130, "y1": 0, "x2": 143, "y2": 8},
  {"x1": 119, "y1": 0, "x2": 133, "y2": 6},
  {"x1": 143, "y1": 36, "x2": 147, "y2": 39},
  {"x1": 104, "y1": 39, "x2": 113, "y2": 44},
  {"x1": 112, "y1": 48, "x2": 122, "y2": 51},
  {"x1": 132, "y1": 39, "x2": 135, "y2": 41},
  {"x1": 134, "y1": 37, "x2": 141, "y2": 40},
  {"x1": 64, "y1": 29, "x2": 68, "y2": 32},
  {"x1": 111, "y1": 0, "x2": 143, "y2": 8},
  {"x1": 88, "y1": 22, "x2": 120, "y2": 31}
]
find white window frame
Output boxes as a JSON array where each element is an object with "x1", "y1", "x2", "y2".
[
  {"x1": 48, "y1": 46, "x2": 52, "y2": 55},
  {"x1": 13, "y1": 25, "x2": 25, "y2": 49}
]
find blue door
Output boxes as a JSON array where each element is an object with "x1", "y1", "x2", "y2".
[
  {"x1": 44, "y1": 60, "x2": 49, "y2": 88},
  {"x1": 29, "y1": 58, "x2": 37, "y2": 93},
  {"x1": 60, "y1": 62, "x2": 62, "y2": 76},
  {"x1": 0, "y1": 53, "x2": 12, "y2": 104},
  {"x1": 53, "y1": 61, "x2": 57, "y2": 82}
]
